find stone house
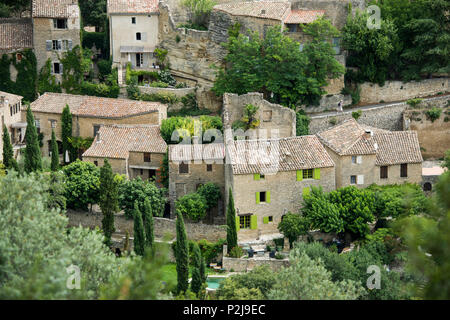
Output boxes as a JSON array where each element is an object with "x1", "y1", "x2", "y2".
[
  {"x1": 108, "y1": 0, "x2": 160, "y2": 74},
  {"x1": 0, "y1": 91, "x2": 26, "y2": 161},
  {"x1": 317, "y1": 118, "x2": 423, "y2": 189},
  {"x1": 82, "y1": 124, "x2": 167, "y2": 183},
  {"x1": 223, "y1": 92, "x2": 296, "y2": 140},
  {"x1": 168, "y1": 142, "x2": 226, "y2": 222},
  {"x1": 225, "y1": 135, "x2": 335, "y2": 241},
  {"x1": 32, "y1": 0, "x2": 81, "y2": 80},
  {"x1": 28, "y1": 92, "x2": 167, "y2": 157}
]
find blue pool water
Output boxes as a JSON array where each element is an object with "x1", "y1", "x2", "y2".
[{"x1": 206, "y1": 276, "x2": 226, "y2": 290}]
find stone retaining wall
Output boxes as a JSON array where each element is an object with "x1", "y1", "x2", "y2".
[
  {"x1": 222, "y1": 257, "x2": 290, "y2": 272},
  {"x1": 309, "y1": 95, "x2": 450, "y2": 134},
  {"x1": 67, "y1": 210, "x2": 227, "y2": 242},
  {"x1": 360, "y1": 78, "x2": 449, "y2": 104},
  {"x1": 138, "y1": 85, "x2": 195, "y2": 98}
]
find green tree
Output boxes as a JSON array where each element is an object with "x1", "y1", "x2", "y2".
[
  {"x1": 142, "y1": 197, "x2": 154, "y2": 251},
  {"x1": 50, "y1": 130, "x2": 59, "y2": 171},
  {"x1": 175, "y1": 210, "x2": 189, "y2": 294},
  {"x1": 226, "y1": 188, "x2": 238, "y2": 254},
  {"x1": 46, "y1": 171, "x2": 66, "y2": 211},
  {"x1": 277, "y1": 212, "x2": 309, "y2": 246},
  {"x1": 118, "y1": 177, "x2": 166, "y2": 219},
  {"x1": 78, "y1": 0, "x2": 107, "y2": 30},
  {"x1": 342, "y1": 10, "x2": 399, "y2": 85},
  {"x1": 24, "y1": 106, "x2": 42, "y2": 173},
  {"x1": 190, "y1": 242, "x2": 204, "y2": 297},
  {"x1": 62, "y1": 160, "x2": 100, "y2": 210},
  {"x1": 267, "y1": 252, "x2": 365, "y2": 300},
  {"x1": 213, "y1": 21, "x2": 344, "y2": 107},
  {"x1": 61, "y1": 104, "x2": 73, "y2": 164},
  {"x1": 133, "y1": 201, "x2": 145, "y2": 256},
  {"x1": 296, "y1": 110, "x2": 310, "y2": 136},
  {"x1": 181, "y1": 0, "x2": 216, "y2": 28},
  {"x1": 2, "y1": 126, "x2": 17, "y2": 171},
  {"x1": 197, "y1": 182, "x2": 221, "y2": 209},
  {"x1": 99, "y1": 159, "x2": 118, "y2": 247},
  {"x1": 395, "y1": 171, "x2": 450, "y2": 299},
  {"x1": 175, "y1": 192, "x2": 207, "y2": 222},
  {"x1": 442, "y1": 149, "x2": 450, "y2": 170}
]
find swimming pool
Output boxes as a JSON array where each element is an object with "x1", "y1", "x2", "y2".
[{"x1": 206, "y1": 276, "x2": 226, "y2": 290}]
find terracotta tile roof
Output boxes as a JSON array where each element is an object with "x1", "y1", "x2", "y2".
[
  {"x1": 317, "y1": 119, "x2": 378, "y2": 156},
  {"x1": 213, "y1": 1, "x2": 291, "y2": 21},
  {"x1": 284, "y1": 9, "x2": 325, "y2": 24},
  {"x1": 169, "y1": 143, "x2": 225, "y2": 162},
  {"x1": 107, "y1": 0, "x2": 159, "y2": 14},
  {"x1": 82, "y1": 125, "x2": 167, "y2": 159},
  {"x1": 373, "y1": 131, "x2": 423, "y2": 166},
  {"x1": 227, "y1": 136, "x2": 334, "y2": 175},
  {"x1": 30, "y1": 93, "x2": 166, "y2": 118},
  {"x1": 32, "y1": 0, "x2": 79, "y2": 18},
  {"x1": 0, "y1": 18, "x2": 33, "y2": 50},
  {"x1": 0, "y1": 91, "x2": 24, "y2": 103}
]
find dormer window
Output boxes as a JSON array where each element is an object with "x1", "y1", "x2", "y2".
[{"x1": 53, "y1": 19, "x2": 68, "y2": 29}]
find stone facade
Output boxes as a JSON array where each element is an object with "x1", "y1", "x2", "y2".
[
  {"x1": 359, "y1": 78, "x2": 450, "y2": 104},
  {"x1": 0, "y1": 92, "x2": 25, "y2": 161},
  {"x1": 223, "y1": 92, "x2": 296, "y2": 139},
  {"x1": 32, "y1": 5, "x2": 81, "y2": 80},
  {"x1": 222, "y1": 256, "x2": 290, "y2": 272},
  {"x1": 228, "y1": 167, "x2": 335, "y2": 241}
]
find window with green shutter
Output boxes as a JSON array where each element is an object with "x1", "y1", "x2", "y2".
[
  {"x1": 263, "y1": 216, "x2": 269, "y2": 224},
  {"x1": 256, "y1": 192, "x2": 260, "y2": 204},
  {"x1": 302, "y1": 187, "x2": 310, "y2": 197},
  {"x1": 254, "y1": 173, "x2": 260, "y2": 181},
  {"x1": 296, "y1": 170, "x2": 303, "y2": 181},
  {"x1": 250, "y1": 215, "x2": 257, "y2": 229},
  {"x1": 236, "y1": 215, "x2": 240, "y2": 231},
  {"x1": 239, "y1": 215, "x2": 250, "y2": 229},
  {"x1": 266, "y1": 191, "x2": 271, "y2": 203},
  {"x1": 314, "y1": 168, "x2": 321, "y2": 180},
  {"x1": 303, "y1": 169, "x2": 313, "y2": 179}
]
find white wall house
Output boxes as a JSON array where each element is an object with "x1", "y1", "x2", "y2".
[{"x1": 107, "y1": 0, "x2": 159, "y2": 70}]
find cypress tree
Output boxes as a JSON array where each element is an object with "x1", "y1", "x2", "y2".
[
  {"x1": 2, "y1": 126, "x2": 17, "y2": 171},
  {"x1": 61, "y1": 104, "x2": 72, "y2": 164},
  {"x1": 190, "y1": 242, "x2": 203, "y2": 296},
  {"x1": 133, "y1": 201, "x2": 145, "y2": 256},
  {"x1": 226, "y1": 188, "x2": 238, "y2": 253},
  {"x1": 50, "y1": 130, "x2": 59, "y2": 171},
  {"x1": 99, "y1": 159, "x2": 118, "y2": 247},
  {"x1": 175, "y1": 210, "x2": 189, "y2": 294},
  {"x1": 24, "y1": 106, "x2": 42, "y2": 173},
  {"x1": 142, "y1": 197, "x2": 154, "y2": 251},
  {"x1": 200, "y1": 255, "x2": 206, "y2": 283}
]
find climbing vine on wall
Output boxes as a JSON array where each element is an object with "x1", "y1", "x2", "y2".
[
  {"x1": 0, "y1": 49, "x2": 37, "y2": 102},
  {"x1": 38, "y1": 59, "x2": 62, "y2": 94},
  {"x1": 60, "y1": 45, "x2": 92, "y2": 94}
]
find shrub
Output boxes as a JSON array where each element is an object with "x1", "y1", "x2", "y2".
[
  {"x1": 149, "y1": 81, "x2": 169, "y2": 88},
  {"x1": 140, "y1": 92, "x2": 179, "y2": 104},
  {"x1": 97, "y1": 59, "x2": 112, "y2": 81},
  {"x1": 159, "y1": 69, "x2": 176, "y2": 86},
  {"x1": 197, "y1": 183, "x2": 221, "y2": 209},
  {"x1": 406, "y1": 98, "x2": 423, "y2": 108},
  {"x1": 229, "y1": 246, "x2": 244, "y2": 258},
  {"x1": 176, "y1": 192, "x2": 207, "y2": 222},
  {"x1": 296, "y1": 110, "x2": 310, "y2": 136},
  {"x1": 329, "y1": 117, "x2": 337, "y2": 125},
  {"x1": 425, "y1": 107, "x2": 442, "y2": 122},
  {"x1": 277, "y1": 212, "x2": 309, "y2": 246},
  {"x1": 352, "y1": 110, "x2": 362, "y2": 120}
]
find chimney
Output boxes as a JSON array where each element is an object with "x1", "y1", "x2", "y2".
[
  {"x1": 364, "y1": 129, "x2": 373, "y2": 139},
  {"x1": 261, "y1": 9, "x2": 266, "y2": 14},
  {"x1": 96, "y1": 132, "x2": 101, "y2": 143}
]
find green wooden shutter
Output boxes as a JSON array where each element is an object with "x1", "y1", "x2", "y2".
[
  {"x1": 266, "y1": 191, "x2": 271, "y2": 203},
  {"x1": 250, "y1": 215, "x2": 257, "y2": 230},
  {"x1": 314, "y1": 168, "x2": 321, "y2": 180},
  {"x1": 254, "y1": 173, "x2": 260, "y2": 181},
  {"x1": 256, "y1": 192, "x2": 260, "y2": 204},
  {"x1": 263, "y1": 216, "x2": 269, "y2": 224},
  {"x1": 302, "y1": 187, "x2": 310, "y2": 197},
  {"x1": 235, "y1": 215, "x2": 240, "y2": 232},
  {"x1": 296, "y1": 170, "x2": 303, "y2": 181}
]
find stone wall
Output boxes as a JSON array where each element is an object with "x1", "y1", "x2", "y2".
[
  {"x1": 67, "y1": 210, "x2": 227, "y2": 242},
  {"x1": 138, "y1": 85, "x2": 195, "y2": 98},
  {"x1": 223, "y1": 92, "x2": 296, "y2": 139},
  {"x1": 222, "y1": 256, "x2": 290, "y2": 272},
  {"x1": 359, "y1": 78, "x2": 450, "y2": 104}
]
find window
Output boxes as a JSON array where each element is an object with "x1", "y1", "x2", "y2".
[
  {"x1": 93, "y1": 125, "x2": 101, "y2": 137},
  {"x1": 260, "y1": 191, "x2": 266, "y2": 203},
  {"x1": 54, "y1": 19, "x2": 67, "y2": 29},
  {"x1": 53, "y1": 62, "x2": 61, "y2": 74},
  {"x1": 401, "y1": 163, "x2": 408, "y2": 177},
  {"x1": 144, "y1": 153, "x2": 151, "y2": 162},
  {"x1": 16, "y1": 53, "x2": 22, "y2": 61},
  {"x1": 62, "y1": 40, "x2": 69, "y2": 51},
  {"x1": 303, "y1": 169, "x2": 313, "y2": 179},
  {"x1": 352, "y1": 156, "x2": 357, "y2": 164},
  {"x1": 206, "y1": 164, "x2": 212, "y2": 172},
  {"x1": 352, "y1": 156, "x2": 362, "y2": 164},
  {"x1": 52, "y1": 40, "x2": 60, "y2": 50},
  {"x1": 268, "y1": 216, "x2": 273, "y2": 222},
  {"x1": 260, "y1": 174, "x2": 265, "y2": 180},
  {"x1": 136, "y1": 53, "x2": 143, "y2": 67},
  {"x1": 332, "y1": 37, "x2": 341, "y2": 54},
  {"x1": 136, "y1": 32, "x2": 141, "y2": 40},
  {"x1": 350, "y1": 175, "x2": 357, "y2": 185},
  {"x1": 140, "y1": 169, "x2": 144, "y2": 175},
  {"x1": 50, "y1": 120, "x2": 57, "y2": 129},
  {"x1": 239, "y1": 215, "x2": 251, "y2": 229},
  {"x1": 263, "y1": 110, "x2": 272, "y2": 122},
  {"x1": 179, "y1": 162, "x2": 189, "y2": 174},
  {"x1": 132, "y1": 17, "x2": 136, "y2": 24},
  {"x1": 380, "y1": 166, "x2": 388, "y2": 179},
  {"x1": 287, "y1": 24, "x2": 298, "y2": 32},
  {"x1": 94, "y1": 161, "x2": 98, "y2": 166}
]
